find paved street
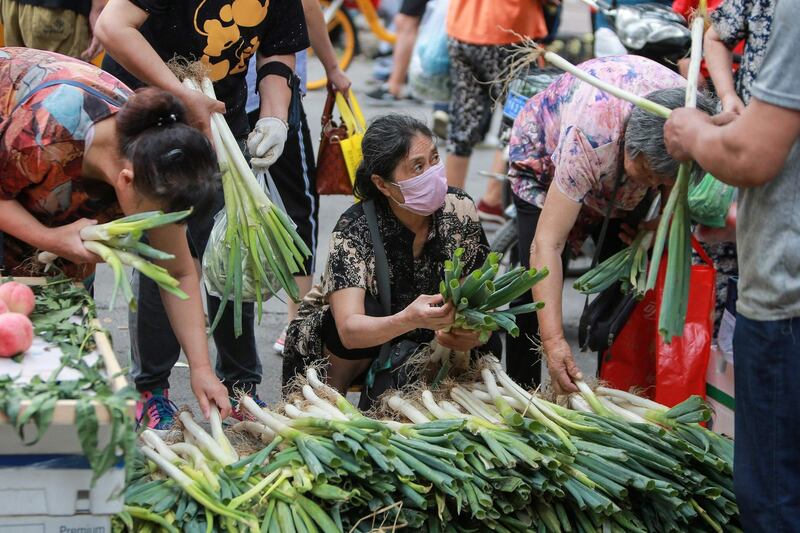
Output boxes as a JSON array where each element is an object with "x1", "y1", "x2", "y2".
[{"x1": 96, "y1": 1, "x2": 597, "y2": 410}]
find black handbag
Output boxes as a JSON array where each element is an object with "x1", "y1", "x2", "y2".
[{"x1": 358, "y1": 200, "x2": 426, "y2": 410}]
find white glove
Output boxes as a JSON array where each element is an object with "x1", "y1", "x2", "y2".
[{"x1": 247, "y1": 117, "x2": 289, "y2": 170}]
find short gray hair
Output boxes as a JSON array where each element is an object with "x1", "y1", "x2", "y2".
[{"x1": 624, "y1": 87, "x2": 716, "y2": 180}]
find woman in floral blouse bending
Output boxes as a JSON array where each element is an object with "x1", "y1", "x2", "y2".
[
  {"x1": 283, "y1": 115, "x2": 498, "y2": 393},
  {"x1": 507, "y1": 55, "x2": 716, "y2": 393}
]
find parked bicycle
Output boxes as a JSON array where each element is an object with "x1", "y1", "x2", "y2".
[{"x1": 307, "y1": 0, "x2": 397, "y2": 90}]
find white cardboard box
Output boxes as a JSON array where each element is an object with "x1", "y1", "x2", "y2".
[
  {"x1": 705, "y1": 345, "x2": 735, "y2": 438},
  {"x1": 0, "y1": 278, "x2": 133, "y2": 518},
  {"x1": 0, "y1": 514, "x2": 111, "y2": 533}
]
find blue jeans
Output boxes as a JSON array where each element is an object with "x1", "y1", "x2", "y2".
[{"x1": 733, "y1": 314, "x2": 800, "y2": 532}]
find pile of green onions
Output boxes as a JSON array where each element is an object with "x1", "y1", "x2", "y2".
[
  {"x1": 38, "y1": 210, "x2": 192, "y2": 309},
  {"x1": 119, "y1": 365, "x2": 738, "y2": 532},
  {"x1": 182, "y1": 77, "x2": 311, "y2": 337}
]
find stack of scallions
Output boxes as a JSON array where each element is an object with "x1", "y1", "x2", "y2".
[
  {"x1": 504, "y1": 0, "x2": 710, "y2": 342},
  {"x1": 119, "y1": 363, "x2": 738, "y2": 532},
  {"x1": 182, "y1": 77, "x2": 311, "y2": 337},
  {"x1": 38, "y1": 210, "x2": 192, "y2": 309}
]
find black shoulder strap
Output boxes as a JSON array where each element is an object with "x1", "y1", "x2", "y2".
[
  {"x1": 590, "y1": 173, "x2": 623, "y2": 269},
  {"x1": 363, "y1": 199, "x2": 391, "y2": 316}
]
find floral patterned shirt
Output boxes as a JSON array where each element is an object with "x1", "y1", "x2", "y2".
[
  {"x1": 283, "y1": 189, "x2": 489, "y2": 378},
  {"x1": 508, "y1": 56, "x2": 684, "y2": 252},
  {"x1": 0, "y1": 47, "x2": 131, "y2": 278},
  {"x1": 710, "y1": 0, "x2": 775, "y2": 104}
]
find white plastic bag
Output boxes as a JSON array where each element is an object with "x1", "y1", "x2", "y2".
[
  {"x1": 202, "y1": 171, "x2": 285, "y2": 301},
  {"x1": 415, "y1": 0, "x2": 450, "y2": 76}
]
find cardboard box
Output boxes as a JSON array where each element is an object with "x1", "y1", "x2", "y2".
[
  {"x1": 0, "y1": 278, "x2": 133, "y2": 517},
  {"x1": 0, "y1": 514, "x2": 111, "y2": 533},
  {"x1": 705, "y1": 345, "x2": 735, "y2": 438}
]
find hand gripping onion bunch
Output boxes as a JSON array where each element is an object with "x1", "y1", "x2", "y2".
[{"x1": 182, "y1": 77, "x2": 310, "y2": 337}]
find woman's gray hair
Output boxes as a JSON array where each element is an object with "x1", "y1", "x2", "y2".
[{"x1": 624, "y1": 87, "x2": 716, "y2": 180}]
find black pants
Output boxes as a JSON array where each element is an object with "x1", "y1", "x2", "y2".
[
  {"x1": 130, "y1": 136, "x2": 262, "y2": 395},
  {"x1": 505, "y1": 193, "x2": 627, "y2": 388}
]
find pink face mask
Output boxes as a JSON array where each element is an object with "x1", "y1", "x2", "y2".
[{"x1": 391, "y1": 162, "x2": 448, "y2": 216}]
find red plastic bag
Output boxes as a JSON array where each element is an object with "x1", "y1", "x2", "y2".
[{"x1": 599, "y1": 238, "x2": 715, "y2": 407}]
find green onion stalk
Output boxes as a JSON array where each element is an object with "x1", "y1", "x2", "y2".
[
  {"x1": 182, "y1": 77, "x2": 311, "y2": 337},
  {"x1": 645, "y1": 1, "x2": 708, "y2": 342},
  {"x1": 37, "y1": 210, "x2": 192, "y2": 309}
]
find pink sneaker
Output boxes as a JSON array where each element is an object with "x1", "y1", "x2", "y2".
[{"x1": 135, "y1": 388, "x2": 178, "y2": 431}]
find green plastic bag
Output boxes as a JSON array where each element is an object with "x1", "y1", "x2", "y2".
[{"x1": 688, "y1": 173, "x2": 736, "y2": 228}]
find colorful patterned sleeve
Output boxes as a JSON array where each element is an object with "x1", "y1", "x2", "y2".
[{"x1": 551, "y1": 126, "x2": 601, "y2": 204}]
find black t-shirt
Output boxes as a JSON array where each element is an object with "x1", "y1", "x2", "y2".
[{"x1": 102, "y1": 0, "x2": 309, "y2": 139}]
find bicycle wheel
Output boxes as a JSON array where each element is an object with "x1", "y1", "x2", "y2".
[{"x1": 307, "y1": 1, "x2": 358, "y2": 91}]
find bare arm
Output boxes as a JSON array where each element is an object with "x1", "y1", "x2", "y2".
[
  {"x1": 530, "y1": 185, "x2": 583, "y2": 393},
  {"x1": 300, "y1": 0, "x2": 351, "y2": 92},
  {"x1": 255, "y1": 53, "x2": 296, "y2": 121},
  {"x1": 704, "y1": 26, "x2": 744, "y2": 114},
  {"x1": 664, "y1": 100, "x2": 800, "y2": 187},
  {"x1": 0, "y1": 199, "x2": 98, "y2": 264},
  {"x1": 94, "y1": 0, "x2": 225, "y2": 134},
  {"x1": 148, "y1": 224, "x2": 231, "y2": 418},
  {"x1": 328, "y1": 287, "x2": 453, "y2": 350},
  {"x1": 81, "y1": 0, "x2": 108, "y2": 61}
]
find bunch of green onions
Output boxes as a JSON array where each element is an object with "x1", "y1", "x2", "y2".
[
  {"x1": 38, "y1": 210, "x2": 192, "y2": 309},
  {"x1": 439, "y1": 248, "x2": 548, "y2": 342},
  {"x1": 119, "y1": 364, "x2": 739, "y2": 532},
  {"x1": 428, "y1": 248, "x2": 547, "y2": 378},
  {"x1": 573, "y1": 228, "x2": 654, "y2": 299},
  {"x1": 183, "y1": 77, "x2": 311, "y2": 337}
]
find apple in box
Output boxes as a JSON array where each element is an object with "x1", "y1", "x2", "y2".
[{"x1": 0, "y1": 312, "x2": 34, "y2": 357}]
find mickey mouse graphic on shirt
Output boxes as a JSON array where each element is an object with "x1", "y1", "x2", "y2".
[{"x1": 194, "y1": 0, "x2": 270, "y2": 81}]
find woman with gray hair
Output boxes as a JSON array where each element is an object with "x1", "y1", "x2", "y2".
[
  {"x1": 283, "y1": 114, "x2": 499, "y2": 392},
  {"x1": 505, "y1": 55, "x2": 715, "y2": 392}
]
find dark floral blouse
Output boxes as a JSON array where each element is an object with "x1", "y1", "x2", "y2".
[
  {"x1": 710, "y1": 0, "x2": 775, "y2": 104},
  {"x1": 283, "y1": 188, "x2": 489, "y2": 380}
]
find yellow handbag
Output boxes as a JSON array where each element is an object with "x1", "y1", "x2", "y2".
[{"x1": 335, "y1": 90, "x2": 367, "y2": 184}]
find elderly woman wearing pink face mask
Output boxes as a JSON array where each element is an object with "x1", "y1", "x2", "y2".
[{"x1": 282, "y1": 114, "x2": 499, "y2": 393}]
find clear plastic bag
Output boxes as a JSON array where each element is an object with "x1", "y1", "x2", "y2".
[{"x1": 202, "y1": 172, "x2": 282, "y2": 302}]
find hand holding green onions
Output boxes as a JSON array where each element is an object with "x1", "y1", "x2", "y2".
[
  {"x1": 182, "y1": 76, "x2": 311, "y2": 337},
  {"x1": 439, "y1": 248, "x2": 548, "y2": 342},
  {"x1": 37, "y1": 210, "x2": 192, "y2": 309}
]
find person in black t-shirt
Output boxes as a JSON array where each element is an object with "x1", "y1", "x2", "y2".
[{"x1": 94, "y1": 0, "x2": 309, "y2": 427}]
